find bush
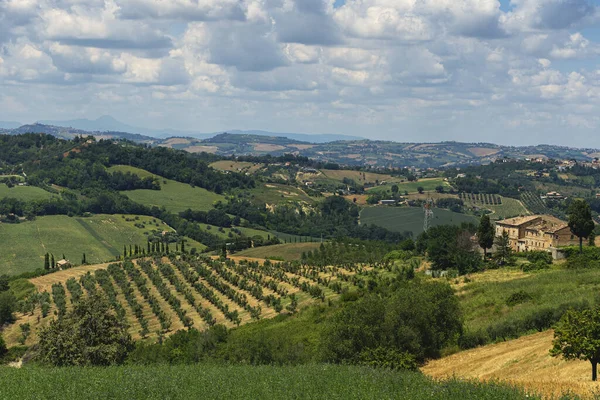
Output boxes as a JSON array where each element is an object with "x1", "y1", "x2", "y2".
[
  {"x1": 526, "y1": 251, "x2": 553, "y2": 265},
  {"x1": 506, "y1": 290, "x2": 533, "y2": 307},
  {"x1": 357, "y1": 347, "x2": 418, "y2": 371},
  {"x1": 0, "y1": 334, "x2": 7, "y2": 359},
  {"x1": 458, "y1": 330, "x2": 489, "y2": 350},
  {"x1": 566, "y1": 253, "x2": 600, "y2": 269},
  {"x1": 522, "y1": 260, "x2": 551, "y2": 272}
]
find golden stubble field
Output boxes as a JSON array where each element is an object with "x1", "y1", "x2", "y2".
[{"x1": 423, "y1": 330, "x2": 600, "y2": 399}]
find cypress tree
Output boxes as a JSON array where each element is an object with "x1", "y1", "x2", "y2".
[
  {"x1": 147, "y1": 241, "x2": 151, "y2": 254},
  {"x1": 82, "y1": 253, "x2": 86, "y2": 265},
  {"x1": 124, "y1": 245, "x2": 127, "y2": 258},
  {"x1": 129, "y1": 245, "x2": 132, "y2": 256},
  {"x1": 181, "y1": 240, "x2": 185, "y2": 253},
  {"x1": 44, "y1": 253, "x2": 50, "y2": 270},
  {"x1": 166, "y1": 243, "x2": 170, "y2": 254},
  {"x1": 51, "y1": 254, "x2": 55, "y2": 269}
]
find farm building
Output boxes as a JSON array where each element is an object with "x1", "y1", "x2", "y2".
[
  {"x1": 379, "y1": 199, "x2": 398, "y2": 206},
  {"x1": 56, "y1": 259, "x2": 71, "y2": 269},
  {"x1": 495, "y1": 215, "x2": 578, "y2": 253}
]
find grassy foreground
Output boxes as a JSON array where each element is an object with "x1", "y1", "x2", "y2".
[{"x1": 0, "y1": 364, "x2": 535, "y2": 399}]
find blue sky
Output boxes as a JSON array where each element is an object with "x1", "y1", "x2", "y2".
[{"x1": 1, "y1": 0, "x2": 600, "y2": 147}]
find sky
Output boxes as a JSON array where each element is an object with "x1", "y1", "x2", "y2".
[{"x1": 1, "y1": 0, "x2": 600, "y2": 147}]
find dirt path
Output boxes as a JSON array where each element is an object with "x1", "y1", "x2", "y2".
[{"x1": 423, "y1": 330, "x2": 600, "y2": 399}]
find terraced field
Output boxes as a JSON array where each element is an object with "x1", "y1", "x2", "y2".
[
  {"x1": 3, "y1": 255, "x2": 376, "y2": 347},
  {"x1": 460, "y1": 193, "x2": 529, "y2": 220}
]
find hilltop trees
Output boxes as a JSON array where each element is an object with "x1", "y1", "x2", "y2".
[
  {"x1": 568, "y1": 200, "x2": 594, "y2": 254},
  {"x1": 477, "y1": 215, "x2": 495, "y2": 259},
  {"x1": 551, "y1": 308, "x2": 600, "y2": 381}
]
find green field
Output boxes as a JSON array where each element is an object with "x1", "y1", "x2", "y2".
[
  {"x1": 236, "y1": 242, "x2": 322, "y2": 260},
  {"x1": 0, "y1": 364, "x2": 533, "y2": 400},
  {"x1": 360, "y1": 206, "x2": 477, "y2": 236},
  {"x1": 108, "y1": 165, "x2": 225, "y2": 213},
  {"x1": 0, "y1": 214, "x2": 205, "y2": 276},
  {"x1": 0, "y1": 183, "x2": 56, "y2": 202},
  {"x1": 461, "y1": 194, "x2": 529, "y2": 220},
  {"x1": 457, "y1": 266, "x2": 600, "y2": 345},
  {"x1": 196, "y1": 223, "x2": 271, "y2": 240},
  {"x1": 366, "y1": 178, "x2": 451, "y2": 195},
  {"x1": 250, "y1": 183, "x2": 315, "y2": 205}
]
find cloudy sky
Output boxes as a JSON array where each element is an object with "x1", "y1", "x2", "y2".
[{"x1": 1, "y1": 0, "x2": 600, "y2": 146}]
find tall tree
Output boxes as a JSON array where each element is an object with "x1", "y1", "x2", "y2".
[
  {"x1": 82, "y1": 253, "x2": 87, "y2": 265},
  {"x1": 568, "y1": 200, "x2": 594, "y2": 253},
  {"x1": 477, "y1": 215, "x2": 495, "y2": 259},
  {"x1": 551, "y1": 308, "x2": 600, "y2": 381},
  {"x1": 44, "y1": 253, "x2": 50, "y2": 270},
  {"x1": 494, "y1": 231, "x2": 513, "y2": 265},
  {"x1": 51, "y1": 254, "x2": 55, "y2": 269}
]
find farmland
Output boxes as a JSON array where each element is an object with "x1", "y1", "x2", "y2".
[
  {"x1": 250, "y1": 183, "x2": 315, "y2": 206},
  {"x1": 2, "y1": 255, "x2": 373, "y2": 347},
  {"x1": 236, "y1": 243, "x2": 322, "y2": 261},
  {"x1": 366, "y1": 178, "x2": 451, "y2": 195},
  {"x1": 209, "y1": 160, "x2": 264, "y2": 174},
  {"x1": 360, "y1": 206, "x2": 477, "y2": 236},
  {"x1": 0, "y1": 214, "x2": 204, "y2": 276},
  {"x1": 318, "y1": 169, "x2": 403, "y2": 185},
  {"x1": 460, "y1": 193, "x2": 529, "y2": 220},
  {"x1": 0, "y1": 364, "x2": 533, "y2": 400},
  {"x1": 0, "y1": 183, "x2": 56, "y2": 202},
  {"x1": 423, "y1": 331, "x2": 593, "y2": 399},
  {"x1": 108, "y1": 166, "x2": 225, "y2": 213}
]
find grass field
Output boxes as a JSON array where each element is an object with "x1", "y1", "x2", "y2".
[
  {"x1": 0, "y1": 364, "x2": 534, "y2": 400},
  {"x1": 462, "y1": 194, "x2": 529, "y2": 220},
  {"x1": 0, "y1": 183, "x2": 56, "y2": 202},
  {"x1": 424, "y1": 331, "x2": 594, "y2": 399},
  {"x1": 250, "y1": 183, "x2": 315, "y2": 205},
  {"x1": 360, "y1": 206, "x2": 477, "y2": 236},
  {"x1": 367, "y1": 178, "x2": 451, "y2": 195},
  {"x1": 108, "y1": 165, "x2": 225, "y2": 213},
  {"x1": 455, "y1": 266, "x2": 600, "y2": 336},
  {"x1": 236, "y1": 243, "x2": 322, "y2": 260},
  {"x1": 210, "y1": 160, "x2": 263, "y2": 174},
  {"x1": 0, "y1": 214, "x2": 204, "y2": 276},
  {"x1": 318, "y1": 169, "x2": 403, "y2": 185}
]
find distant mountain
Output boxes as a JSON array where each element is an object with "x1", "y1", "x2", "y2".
[
  {"x1": 0, "y1": 121, "x2": 23, "y2": 129},
  {"x1": 224, "y1": 130, "x2": 363, "y2": 144},
  {"x1": 38, "y1": 116, "x2": 363, "y2": 143},
  {"x1": 5, "y1": 123, "x2": 156, "y2": 142}
]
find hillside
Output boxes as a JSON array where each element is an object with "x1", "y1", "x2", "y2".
[
  {"x1": 2, "y1": 255, "x2": 373, "y2": 347},
  {"x1": 423, "y1": 331, "x2": 593, "y2": 399},
  {"x1": 0, "y1": 214, "x2": 204, "y2": 275},
  {"x1": 5, "y1": 123, "x2": 600, "y2": 168}
]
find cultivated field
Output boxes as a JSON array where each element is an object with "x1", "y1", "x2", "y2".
[
  {"x1": 423, "y1": 330, "x2": 596, "y2": 399},
  {"x1": 250, "y1": 183, "x2": 315, "y2": 205},
  {"x1": 0, "y1": 214, "x2": 204, "y2": 276},
  {"x1": 366, "y1": 178, "x2": 451, "y2": 195},
  {"x1": 3, "y1": 255, "x2": 373, "y2": 347},
  {"x1": 0, "y1": 183, "x2": 56, "y2": 202},
  {"x1": 210, "y1": 161, "x2": 263, "y2": 174},
  {"x1": 108, "y1": 165, "x2": 225, "y2": 213},
  {"x1": 461, "y1": 193, "x2": 529, "y2": 220},
  {"x1": 319, "y1": 169, "x2": 403, "y2": 185},
  {"x1": 236, "y1": 243, "x2": 322, "y2": 261},
  {"x1": 360, "y1": 206, "x2": 476, "y2": 236}
]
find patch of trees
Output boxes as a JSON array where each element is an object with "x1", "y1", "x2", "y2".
[
  {"x1": 38, "y1": 293, "x2": 134, "y2": 366},
  {"x1": 179, "y1": 208, "x2": 232, "y2": 228},
  {"x1": 416, "y1": 223, "x2": 482, "y2": 275}
]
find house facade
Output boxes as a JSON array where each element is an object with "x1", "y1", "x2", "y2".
[{"x1": 495, "y1": 215, "x2": 578, "y2": 252}]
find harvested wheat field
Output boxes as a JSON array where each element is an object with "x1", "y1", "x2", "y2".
[{"x1": 423, "y1": 330, "x2": 600, "y2": 399}]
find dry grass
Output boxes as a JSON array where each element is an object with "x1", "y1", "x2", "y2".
[
  {"x1": 186, "y1": 145, "x2": 218, "y2": 153},
  {"x1": 253, "y1": 144, "x2": 286, "y2": 152},
  {"x1": 423, "y1": 330, "x2": 600, "y2": 399},
  {"x1": 468, "y1": 147, "x2": 501, "y2": 157}
]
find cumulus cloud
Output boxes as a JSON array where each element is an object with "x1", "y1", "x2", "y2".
[{"x1": 1, "y1": 0, "x2": 600, "y2": 146}]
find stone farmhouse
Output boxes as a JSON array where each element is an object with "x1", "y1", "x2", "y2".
[{"x1": 495, "y1": 215, "x2": 578, "y2": 253}]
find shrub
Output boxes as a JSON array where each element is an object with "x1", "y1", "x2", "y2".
[
  {"x1": 522, "y1": 260, "x2": 551, "y2": 272},
  {"x1": 458, "y1": 330, "x2": 489, "y2": 350},
  {"x1": 358, "y1": 347, "x2": 418, "y2": 371},
  {"x1": 0, "y1": 334, "x2": 6, "y2": 359},
  {"x1": 566, "y1": 253, "x2": 600, "y2": 269},
  {"x1": 526, "y1": 251, "x2": 553, "y2": 265},
  {"x1": 506, "y1": 290, "x2": 533, "y2": 307}
]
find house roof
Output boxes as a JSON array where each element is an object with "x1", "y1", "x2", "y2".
[{"x1": 496, "y1": 215, "x2": 540, "y2": 227}]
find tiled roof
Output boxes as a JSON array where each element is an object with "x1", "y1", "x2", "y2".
[{"x1": 496, "y1": 215, "x2": 540, "y2": 227}]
